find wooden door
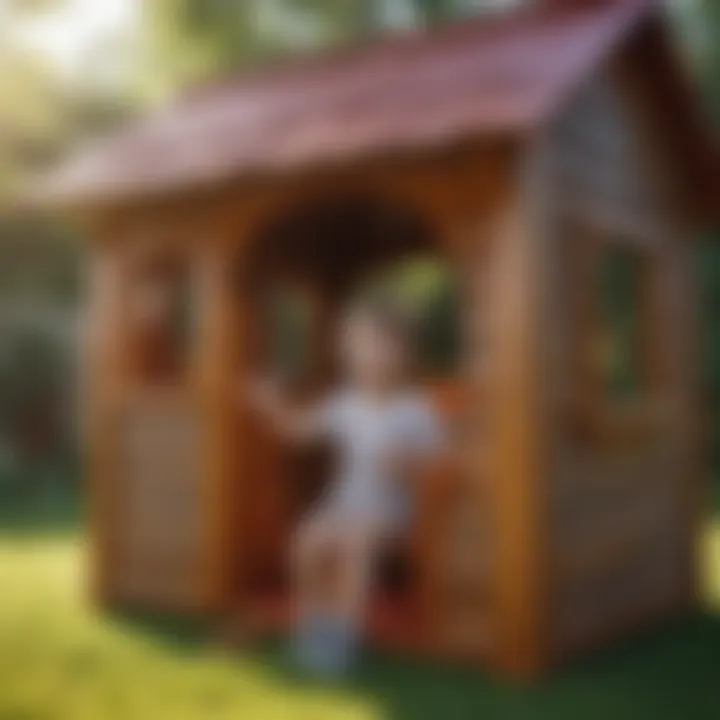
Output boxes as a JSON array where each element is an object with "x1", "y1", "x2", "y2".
[
  {"x1": 110, "y1": 389, "x2": 206, "y2": 609},
  {"x1": 87, "y1": 224, "x2": 244, "y2": 613}
]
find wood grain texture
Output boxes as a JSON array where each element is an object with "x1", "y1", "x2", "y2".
[
  {"x1": 544, "y1": 66, "x2": 703, "y2": 662},
  {"x1": 483, "y1": 138, "x2": 553, "y2": 677},
  {"x1": 193, "y1": 214, "x2": 249, "y2": 611},
  {"x1": 84, "y1": 223, "x2": 138, "y2": 605}
]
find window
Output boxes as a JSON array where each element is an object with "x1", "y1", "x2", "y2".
[
  {"x1": 129, "y1": 257, "x2": 193, "y2": 383},
  {"x1": 594, "y1": 246, "x2": 645, "y2": 401},
  {"x1": 563, "y1": 219, "x2": 659, "y2": 443}
]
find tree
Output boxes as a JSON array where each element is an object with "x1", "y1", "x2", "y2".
[
  {"x1": 670, "y1": 0, "x2": 720, "y2": 118},
  {"x1": 0, "y1": 0, "x2": 130, "y2": 495},
  {"x1": 139, "y1": 0, "x2": 499, "y2": 98}
]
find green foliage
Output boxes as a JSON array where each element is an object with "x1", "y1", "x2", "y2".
[
  {"x1": 413, "y1": 0, "x2": 457, "y2": 23},
  {"x1": 366, "y1": 258, "x2": 460, "y2": 375},
  {"x1": 0, "y1": 323, "x2": 78, "y2": 497},
  {"x1": 138, "y1": 0, "x2": 472, "y2": 96},
  {"x1": 670, "y1": 0, "x2": 720, "y2": 121},
  {"x1": 139, "y1": 0, "x2": 347, "y2": 98},
  {"x1": 0, "y1": 7, "x2": 138, "y2": 202},
  {"x1": 597, "y1": 248, "x2": 643, "y2": 400},
  {"x1": 0, "y1": 50, "x2": 66, "y2": 200},
  {"x1": 0, "y1": 217, "x2": 81, "y2": 499}
]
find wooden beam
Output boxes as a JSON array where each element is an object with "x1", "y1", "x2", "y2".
[
  {"x1": 193, "y1": 215, "x2": 248, "y2": 611},
  {"x1": 84, "y1": 222, "x2": 135, "y2": 605},
  {"x1": 652, "y1": 239, "x2": 703, "y2": 609},
  {"x1": 484, "y1": 140, "x2": 553, "y2": 677}
]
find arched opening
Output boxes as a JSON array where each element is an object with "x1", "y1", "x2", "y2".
[
  {"x1": 244, "y1": 195, "x2": 442, "y2": 386},
  {"x1": 357, "y1": 255, "x2": 461, "y2": 379},
  {"x1": 257, "y1": 254, "x2": 461, "y2": 390},
  {"x1": 234, "y1": 194, "x2": 466, "y2": 632}
]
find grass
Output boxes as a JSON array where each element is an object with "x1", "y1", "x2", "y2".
[{"x1": 0, "y1": 502, "x2": 718, "y2": 720}]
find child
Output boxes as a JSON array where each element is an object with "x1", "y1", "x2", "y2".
[{"x1": 248, "y1": 298, "x2": 444, "y2": 677}]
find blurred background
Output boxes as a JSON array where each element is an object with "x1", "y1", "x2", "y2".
[
  {"x1": 0, "y1": 2, "x2": 718, "y2": 719},
  {"x1": 2, "y1": 0, "x2": 719, "y2": 526}
]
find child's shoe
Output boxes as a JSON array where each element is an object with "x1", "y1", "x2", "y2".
[
  {"x1": 292, "y1": 613, "x2": 359, "y2": 679},
  {"x1": 290, "y1": 612, "x2": 327, "y2": 672},
  {"x1": 315, "y1": 614, "x2": 359, "y2": 679}
]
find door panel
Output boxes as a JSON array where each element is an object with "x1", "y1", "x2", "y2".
[{"x1": 110, "y1": 390, "x2": 205, "y2": 609}]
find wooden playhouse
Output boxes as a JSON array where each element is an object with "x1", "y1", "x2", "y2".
[{"x1": 42, "y1": 0, "x2": 717, "y2": 677}]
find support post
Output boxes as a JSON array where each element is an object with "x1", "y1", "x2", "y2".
[
  {"x1": 484, "y1": 144, "x2": 553, "y2": 678},
  {"x1": 651, "y1": 239, "x2": 703, "y2": 610},
  {"x1": 194, "y1": 218, "x2": 249, "y2": 610},
  {"x1": 84, "y1": 226, "x2": 134, "y2": 605}
]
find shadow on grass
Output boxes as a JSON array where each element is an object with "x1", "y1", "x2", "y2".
[
  {"x1": 304, "y1": 614, "x2": 720, "y2": 720},
  {"x1": 112, "y1": 610, "x2": 212, "y2": 653},
  {"x1": 115, "y1": 609, "x2": 720, "y2": 720},
  {"x1": 0, "y1": 492, "x2": 82, "y2": 539}
]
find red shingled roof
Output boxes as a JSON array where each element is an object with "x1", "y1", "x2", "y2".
[{"x1": 38, "y1": 0, "x2": 714, "y2": 212}]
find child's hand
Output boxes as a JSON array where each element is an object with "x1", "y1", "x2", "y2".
[{"x1": 242, "y1": 377, "x2": 321, "y2": 444}]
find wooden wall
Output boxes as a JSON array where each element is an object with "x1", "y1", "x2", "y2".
[
  {"x1": 84, "y1": 144, "x2": 515, "y2": 634},
  {"x1": 83, "y1": 215, "x2": 226, "y2": 611},
  {"x1": 540, "y1": 64, "x2": 701, "y2": 663}
]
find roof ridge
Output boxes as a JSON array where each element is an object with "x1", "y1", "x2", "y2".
[
  {"x1": 177, "y1": 0, "x2": 633, "y2": 107},
  {"x1": 40, "y1": 0, "x2": 695, "y2": 210}
]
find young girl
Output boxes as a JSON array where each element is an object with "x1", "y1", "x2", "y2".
[{"x1": 248, "y1": 299, "x2": 444, "y2": 676}]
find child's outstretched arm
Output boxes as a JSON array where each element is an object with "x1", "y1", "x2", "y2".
[{"x1": 244, "y1": 377, "x2": 326, "y2": 445}]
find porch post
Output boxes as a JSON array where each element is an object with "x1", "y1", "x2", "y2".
[
  {"x1": 194, "y1": 213, "x2": 251, "y2": 610},
  {"x1": 483, "y1": 142, "x2": 553, "y2": 677},
  {"x1": 650, "y1": 238, "x2": 703, "y2": 610},
  {"x1": 84, "y1": 221, "x2": 135, "y2": 605}
]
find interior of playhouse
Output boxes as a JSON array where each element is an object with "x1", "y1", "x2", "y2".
[{"x1": 237, "y1": 196, "x2": 465, "y2": 648}]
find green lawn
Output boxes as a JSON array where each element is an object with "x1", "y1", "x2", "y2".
[{"x1": 0, "y1": 503, "x2": 719, "y2": 720}]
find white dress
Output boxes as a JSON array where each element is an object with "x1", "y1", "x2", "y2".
[{"x1": 315, "y1": 388, "x2": 444, "y2": 532}]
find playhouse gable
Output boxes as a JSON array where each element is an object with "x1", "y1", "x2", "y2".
[
  {"x1": 547, "y1": 67, "x2": 678, "y2": 242},
  {"x1": 38, "y1": 1, "x2": 716, "y2": 222}
]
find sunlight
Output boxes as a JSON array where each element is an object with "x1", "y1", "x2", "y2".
[
  {"x1": 0, "y1": 539, "x2": 382, "y2": 720},
  {"x1": 6, "y1": 0, "x2": 137, "y2": 82},
  {"x1": 704, "y1": 519, "x2": 720, "y2": 610},
  {"x1": 1, "y1": 523, "x2": 718, "y2": 719}
]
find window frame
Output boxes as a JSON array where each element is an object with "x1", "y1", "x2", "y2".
[
  {"x1": 566, "y1": 222, "x2": 668, "y2": 447},
  {"x1": 125, "y1": 249, "x2": 195, "y2": 386}
]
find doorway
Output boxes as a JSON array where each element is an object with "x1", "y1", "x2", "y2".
[{"x1": 234, "y1": 194, "x2": 463, "y2": 643}]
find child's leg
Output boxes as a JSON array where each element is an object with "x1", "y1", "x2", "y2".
[
  {"x1": 291, "y1": 511, "x2": 357, "y2": 673},
  {"x1": 291, "y1": 517, "x2": 378, "y2": 674},
  {"x1": 334, "y1": 523, "x2": 379, "y2": 641},
  {"x1": 292, "y1": 511, "x2": 338, "y2": 624}
]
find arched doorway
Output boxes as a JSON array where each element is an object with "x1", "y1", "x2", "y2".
[
  {"x1": 243, "y1": 194, "x2": 442, "y2": 386},
  {"x1": 233, "y1": 194, "x2": 464, "y2": 608}
]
